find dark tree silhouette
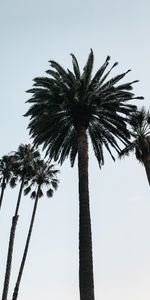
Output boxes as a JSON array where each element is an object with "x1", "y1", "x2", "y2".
[
  {"x1": 120, "y1": 107, "x2": 150, "y2": 185},
  {"x1": 0, "y1": 154, "x2": 17, "y2": 211},
  {"x1": 1, "y1": 144, "x2": 40, "y2": 300},
  {"x1": 11, "y1": 159, "x2": 59, "y2": 300},
  {"x1": 25, "y1": 50, "x2": 143, "y2": 300}
]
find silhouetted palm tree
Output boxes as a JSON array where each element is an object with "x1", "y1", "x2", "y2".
[
  {"x1": 120, "y1": 107, "x2": 150, "y2": 185},
  {"x1": 12, "y1": 159, "x2": 59, "y2": 300},
  {"x1": 25, "y1": 50, "x2": 143, "y2": 300},
  {"x1": 1, "y1": 144, "x2": 40, "y2": 300},
  {"x1": 0, "y1": 154, "x2": 17, "y2": 211}
]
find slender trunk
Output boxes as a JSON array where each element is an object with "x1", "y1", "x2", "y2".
[
  {"x1": 1, "y1": 216, "x2": 18, "y2": 300},
  {"x1": 12, "y1": 185, "x2": 40, "y2": 300},
  {"x1": 143, "y1": 158, "x2": 150, "y2": 185},
  {"x1": 0, "y1": 177, "x2": 6, "y2": 210},
  {"x1": 1, "y1": 177, "x2": 25, "y2": 300},
  {"x1": 14, "y1": 176, "x2": 25, "y2": 216},
  {"x1": 77, "y1": 126, "x2": 95, "y2": 300}
]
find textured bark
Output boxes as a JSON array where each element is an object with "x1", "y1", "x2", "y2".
[
  {"x1": 1, "y1": 177, "x2": 24, "y2": 300},
  {"x1": 0, "y1": 177, "x2": 6, "y2": 210},
  {"x1": 77, "y1": 126, "x2": 95, "y2": 300},
  {"x1": 12, "y1": 185, "x2": 40, "y2": 300}
]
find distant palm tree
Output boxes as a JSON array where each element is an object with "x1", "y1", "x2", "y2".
[
  {"x1": 25, "y1": 50, "x2": 143, "y2": 300},
  {"x1": 120, "y1": 107, "x2": 150, "y2": 185},
  {"x1": 11, "y1": 159, "x2": 59, "y2": 300},
  {"x1": 1, "y1": 144, "x2": 40, "y2": 300},
  {"x1": 0, "y1": 154, "x2": 17, "y2": 211}
]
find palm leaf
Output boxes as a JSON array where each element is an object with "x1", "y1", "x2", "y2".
[
  {"x1": 81, "y1": 49, "x2": 94, "y2": 88},
  {"x1": 46, "y1": 188, "x2": 53, "y2": 198},
  {"x1": 89, "y1": 55, "x2": 110, "y2": 89},
  {"x1": 24, "y1": 186, "x2": 31, "y2": 196},
  {"x1": 70, "y1": 53, "x2": 81, "y2": 79}
]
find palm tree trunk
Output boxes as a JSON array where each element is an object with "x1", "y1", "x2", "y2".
[
  {"x1": 1, "y1": 177, "x2": 25, "y2": 300},
  {"x1": 0, "y1": 177, "x2": 6, "y2": 210},
  {"x1": 14, "y1": 176, "x2": 25, "y2": 216},
  {"x1": 1, "y1": 216, "x2": 18, "y2": 300},
  {"x1": 12, "y1": 185, "x2": 40, "y2": 300},
  {"x1": 77, "y1": 126, "x2": 95, "y2": 300},
  {"x1": 143, "y1": 159, "x2": 150, "y2": 185}
]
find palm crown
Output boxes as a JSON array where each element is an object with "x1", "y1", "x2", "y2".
[
  {"x1": 13, "y1": 144, "x2": 40, "y2": 178},
  {"x1": 0, "y1": 154, "x2": 18, "y2": 210},
  {"x1": 11, "y1": 159, "x2": 59, "y2": 300},
  {"x1": 120, "y1": 107, "x2": 150, "y2": 162},
  {"x1": 0, "y1": 154, "x2": 17, "y2": 188},
  {"x1": 24, "y1": 159, "x2": 59, "y2": 199},
  {"x1": 25, "y1": 49, "x2": 143, "y2": 167}
]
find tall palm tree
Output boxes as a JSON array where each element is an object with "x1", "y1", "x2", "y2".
[
  {"x1": 0, "y1": 154, "x2": 17, "y2": 211},
  {"x1": 11, "y1": 159, "x2": 59, "y2": 300},
  {"x1": 120, "y1": 107, "x2": 150, "y2": 185},
  {"x1": 1, "y1": 144, "x2": 40, "y2": 300},
  {"x1": 25, "y1": 50, "x2": 143, "y2": 300}
]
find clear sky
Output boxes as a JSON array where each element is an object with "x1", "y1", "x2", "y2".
[{"x1": 0, "y1": 0, "x2": 150, "y2": 299}]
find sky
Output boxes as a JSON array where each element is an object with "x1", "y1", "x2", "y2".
[{"x1": 0, "y1": 0, "x2": 150, "y2": 299}]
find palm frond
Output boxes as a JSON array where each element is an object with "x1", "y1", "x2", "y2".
[
  {"x1": 89, "y1": 55, "x2": 110, "y2": 89},
  {"x1": 99, "y1": 61, "x2": 118, "y2": 86},
  {"x1": 24, "y1": 186, "x2": 31, "y2": 196},
  {"x1": 9, "y1": 177, "x2": 17, "y2": 188},
  {"x1": 70, "y1": 53, "x2": 81, "y2": 79},
  {"x1": 30, "y1": 191, "x2": 37, "y2": 199},
  {"x1": 49, "y1": 61, "x2": 68, "y2": 79},
  {"x1": 119, "y1": 142, "x2": 136, "y2": 159},
  {"x1": 81, "y1": 49, "x2": 94, "y2": 88},
  {"x1": 46, "y1": 188, "x2": 53, "y2": 198}
]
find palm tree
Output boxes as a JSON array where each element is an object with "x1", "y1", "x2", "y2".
[
  {"x1": 0, "y1": 154, "x2": 17, "y2": 211},
  {"x1": 1, "y1": 144, "x2": 40, "y2": 300},
  {"x1": 25, "y1": 50, "x2": 143, "y2": 300},
  {"x1": 11, "y1": 159, "x2": 59, "y2": 300},
  {"x1": 120, "y1": 107, "x2": 150, "y2": 185}
]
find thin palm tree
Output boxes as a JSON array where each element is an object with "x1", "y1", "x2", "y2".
[
  {"x1": 25, "y1": 50, "x2": 143, "y2": 300},
  {"x1": 11, "y1": 159, "x2": 59, "y2": 300},
  {"x1": 0, "y1": 154, "x2": 17, "y2": 211},
  {"x1": 120, "y1": 106, "x2": 150, "y2": 185},
  {"x1": 1, "y1": 144, "x2": 40, "y2": 300}
]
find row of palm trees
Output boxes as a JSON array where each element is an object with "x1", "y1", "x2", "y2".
[
  {"x1": 0, "y1": 144, "x2": 59, "y2": 300},
  {"x1": 24, "y1": 49, "x2": 149, "y2": 300},
  {"x1": 1, "y1": 50, "x2": 149, "y2": 300},
  {"x1": 1, "y1": 109, "x2": 149, "y2": 300}
]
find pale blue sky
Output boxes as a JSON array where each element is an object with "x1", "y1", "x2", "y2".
[{"x1": 0, "y1": 1, "x2": 150, "y2": 300}]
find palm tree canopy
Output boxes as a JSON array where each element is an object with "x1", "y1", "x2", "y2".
[
  {"x1": 120, "y1": 107, "x2": 150, "y2": 162},
  {"x1": 129, "y1": 106, "x2": 150, "y2": 137},
  {"x1": 0, "y1": 154, "x2": 18, "y2": 188},
  {"x1": 25, "y1": 50, "x2": 143, "y2": 167},
  {"x1": 13, "y1": 144, "x2": 41, "y2": 178},
  {"x1": 24, "y1": 159, "x2": 59, "y2": 199}
]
